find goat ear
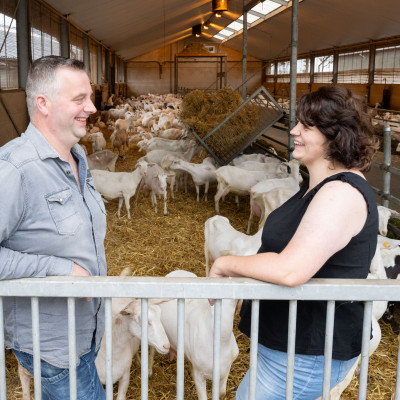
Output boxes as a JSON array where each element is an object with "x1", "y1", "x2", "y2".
[{"x1": 120, "y1": 300, "x2": 140, "y2": 316}]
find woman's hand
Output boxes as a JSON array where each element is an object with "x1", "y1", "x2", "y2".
[
  {"x1": 209, "y1": 256, "x2": 230, "y2": 278},
  {"x1": 208, "y1": 257, "x2": 230, "y2": 306}
]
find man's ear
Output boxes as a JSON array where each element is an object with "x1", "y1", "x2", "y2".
[{"x1": 36, "y1": 95, "x2": 49, "y2": 116}]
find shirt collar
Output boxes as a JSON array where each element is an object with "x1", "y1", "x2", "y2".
[{"x1": 24, "y1": 122, "x2": 86, "y2": 162}]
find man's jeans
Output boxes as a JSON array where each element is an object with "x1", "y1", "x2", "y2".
[{"x1": 13, "y1": 338, "x2": 106, "y2": 400}]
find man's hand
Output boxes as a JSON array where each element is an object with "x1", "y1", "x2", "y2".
[
  {"x1": 72, "y1": 263, "x2": 90, "y2": 277},
  {"x1": 71, "y1": 263, "x2": 90, "y2": 301}
]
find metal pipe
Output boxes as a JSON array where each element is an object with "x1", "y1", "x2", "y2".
[
  {"x1": 83, "y1": 35, "x2": 90, "y2": 77},
  {"x1": 383, "y1": 126, "x2": 392, "y2": 207},
  {"x1": 177, "y1": 298, "x2": 185, "y2": 400},
  {"x1": 68, "y1": 298, "x2": 77, "y2": 400},
  {"x1": 141, "y1": 299, "x2": 149, "y2": 400},
  {"x1": 242, "y1": 10, "x2": 248, "y2": 100},
  {"x1": 212, "y1": 299, "x2": 222, "y2": 400},
  {"x1": 288, "y1": 0, "x2": 299, "y2": 160},
  {"x1": 60, "y1": 19, "x2": 69, "y2": 58},
  {"x1": 97, "y1": 44, "x2": 102, "y2": 84},
  {"x1": 322, "y1": 301, "x2": 335, "y2": 399},
  {"x1": 286, "y1": 300, "x2": 297, "y2": 399},
  {"x1": 16, "y1": 0, "x2": 30, "y2": 90},
  {"x1": 31, "y1": 297, "x2": 42, "y2": 400},
  {"x1": 105, "y1": 298, "x2": 113, "y2": 400},
  {"x1": 358, "y1": 301, "x2": 373, "y2": 400},
  {"x1": 248, "y1": 300, "x2": 260, "y2": 400}
]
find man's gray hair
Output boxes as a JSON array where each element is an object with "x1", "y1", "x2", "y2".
[{"x1": 26, "y1": 56, "x2": 86, "y2": 118}]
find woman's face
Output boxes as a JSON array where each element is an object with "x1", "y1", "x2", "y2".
[{"x1": 290, "y1": 122, "x2": 328, "y2": 166}]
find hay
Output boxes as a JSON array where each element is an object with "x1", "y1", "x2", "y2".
[
  {"x1": 5, "y1": 139, "x2": 399, "y2": 399},
  {"x1": 180, "y1": 88, "x2": 261, "y2": 162}
]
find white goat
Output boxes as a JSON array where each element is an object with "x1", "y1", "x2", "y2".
[
  {"x1": 231, "y1": 153, "x2": 272, "y2": 165},
  {"x1": 247, "y1": 186, "x2": 298, "y2": 234},
  {"x1": 169, "y1": 159, "x2": 217, "y2": 202},
  {"x1": 140, "y1": 163, "x2": 171, "y2": 216},
  {"x1": 139, "y1": 138, "x2": 194, "y2": 154},
  {"x1": 150, "y1": 270, "x2": 239, "y2": 400},
  {"x1": 91, "y1": 160, "x2": 147, "y2": 219},
  {"x1": 90, "y1": 131, "x2": 107, "y2": 153},
  {"x1": 213, "y1": 160, "x2": 299, "y2": 214},
  {"x1": 95, "y1": 297, "x2": 170, "y2": 400},
  {"x1": 156, "y1": 128, "x2": 185, "y2": 140},
  {"x1": 139, "y1": 141, "x2": 198, "y2": 166},
  {"x1": 87, "y1": 150, "x2": 119, "y2": 172},
  {"x1": 204, "y1": 215, "x2": 262, "y2": 276}
]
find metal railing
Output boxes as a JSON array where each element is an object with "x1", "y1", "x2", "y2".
[{"x1": 1, "y1": 276, "x2": 400, "y2": 400}]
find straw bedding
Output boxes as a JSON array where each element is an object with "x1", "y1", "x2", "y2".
[{"x1": 4, "y1": 139, "x2": 399, "y2": 399}]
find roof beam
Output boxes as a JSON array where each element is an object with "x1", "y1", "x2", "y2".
[{"x1": 270, "y1": 0, "x2": 289, "y2": 5}]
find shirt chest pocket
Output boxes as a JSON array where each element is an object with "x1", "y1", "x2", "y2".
[{"x1": 46, "y1": 188, "x2": 82, "y2": 235}]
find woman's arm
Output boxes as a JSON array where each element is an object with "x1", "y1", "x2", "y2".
[{"x1": 209, "y1": 179, "x2": 368, "y2": 287}]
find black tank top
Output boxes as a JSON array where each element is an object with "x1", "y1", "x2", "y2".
[{"x1": 238, "y1": 172, "x2": 378, "y2": 360}]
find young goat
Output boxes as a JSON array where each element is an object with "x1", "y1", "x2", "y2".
[{"x1": 91, "y1": 160, "x2": 147, "y2": 218}]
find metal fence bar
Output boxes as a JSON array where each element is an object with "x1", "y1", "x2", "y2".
[
  {"x1": 67, "y1": 298, "x2": 77, "y2": 400},
  {"x1": 141, "y1": 298, "x2": 149, "y2": 400},
  {"x1": 212, "y1": 299, "x2": 222, "y2": 400},
  {"x1": 31, "y1": 297, "x2": 42, "y2": 400},
  {"x1": 2, "y1": 277, "x2": 400, "y2": 301},
  {"x1": 358, "y1": 301, "x2": 373, "y2": 400},
  {"x1": 104, "y1": 297, "x2": 113, "y2": 400},
  {"x1": 0, "y1": 298, "x2": 6, "y2": 400},
  {"x1": 322, "y1": 300, "x2": 335, "y2": 399},
  {"x1": 286, "y1": 300, "x2": 297, "y2": 400},
  {"x1": 176, "y1": 298, "x2": 185, "y2": 400},
  {"x1": 248, "y1": 300, "x2": 260, "y2": 400},
  {"x1": 395, "y1": 333, "x2": 400, "y2": 400}
]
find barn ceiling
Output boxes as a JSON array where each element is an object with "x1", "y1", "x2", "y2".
[{"x1": 44, "y1": 0, "x2": 400, "y2": 61}]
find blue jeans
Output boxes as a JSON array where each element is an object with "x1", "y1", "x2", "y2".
[
  {"x1": 13, "y1": 339, "x2": 106, "y2": 400},
  {"x1": 236, "y1": 343, "x2": 358, "y2": 400}
]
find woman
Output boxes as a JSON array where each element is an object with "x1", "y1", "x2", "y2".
[{"x1": 209, "y1": 86, "x2": 379, "y2": 400}]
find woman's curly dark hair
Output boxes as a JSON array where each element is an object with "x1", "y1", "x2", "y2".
[{"x1": 296, "y1": 86, "x2": 379, "y2": 171}]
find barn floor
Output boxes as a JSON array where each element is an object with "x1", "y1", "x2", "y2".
[{"x1": 4, "y1": 138, "x2": 399, "y2": 399}]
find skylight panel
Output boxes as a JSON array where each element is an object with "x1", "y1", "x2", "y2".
[
  {"x1": 227, "y1": 20, "x2": 243, "y2": 31},
  {"x1": 213, "y1": 34, "x2": 226, "y2": 41},
  {"x1": 252, "y1": 1, "x2": 281, "y2": 15},
  {"x1": 238, "y1": 13, "x2": 260, "y2": 24},
  {"x1": 219, "y1": 29, "x2": 235, "y2": 37}
]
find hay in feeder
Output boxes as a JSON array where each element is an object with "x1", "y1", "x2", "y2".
[{"x1": 180, "y1": 88, "x2": 261, "y2": 162}]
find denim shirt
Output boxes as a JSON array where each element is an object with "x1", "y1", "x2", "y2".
[{"x1": 0, "y1": 123, "x2": 107, "y2": 367}]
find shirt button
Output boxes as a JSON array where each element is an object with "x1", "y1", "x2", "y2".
[
  {"x1": 82, "y1": 165, "x2": 86, "y2": 170},
  {"x1": 66, "y1": 171, "x2": 71, "y2": 175},
  {"x1": 59, "y1": 198, "x2": 63, "y2": 202},
  {"x1": 86, "y1": 178, "x2": 90, "y2": 183}
]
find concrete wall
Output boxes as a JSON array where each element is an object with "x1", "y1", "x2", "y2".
[
  {"x1": 0, "y1": 90, "x2": 28, "y2": 147},
  {"x1": 126, "y1": 39, "x2": 263, "y2": 96}
]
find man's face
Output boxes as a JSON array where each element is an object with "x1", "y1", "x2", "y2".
[{"x1": 46, "y1": 68, "x2": 96, "y2": 145}]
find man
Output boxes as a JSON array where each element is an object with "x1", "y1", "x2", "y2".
[{"x1": 0, "y1": 56, "x2": 107, "y2": 399}]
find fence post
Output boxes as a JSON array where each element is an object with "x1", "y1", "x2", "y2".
[{"x1": 383, "y1": 126, "x2": 392, "y2": 207}]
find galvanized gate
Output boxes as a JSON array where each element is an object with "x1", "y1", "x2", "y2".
[{"x1": 185, "y1": 86, "x2": 284, "y2": 165}]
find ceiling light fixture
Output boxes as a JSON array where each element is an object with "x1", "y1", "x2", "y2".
[
  {"x1": 215, "y1": 12, "x2": 222, "y2": 17},
  {"x1": 192, "y1": 24, "x2": 202, "y2": 37},
  {"x1": 212, "y1": 0, "x2": 228, "y2": 12}
]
